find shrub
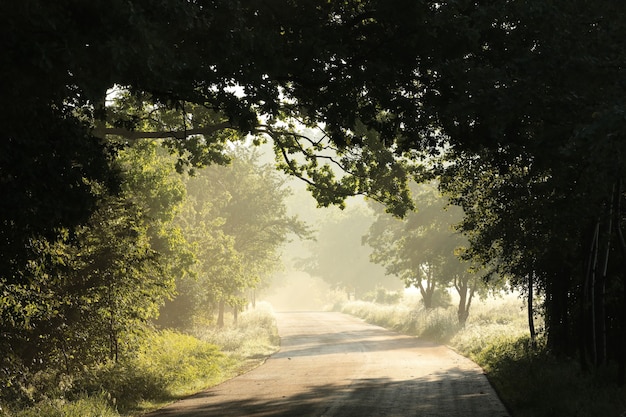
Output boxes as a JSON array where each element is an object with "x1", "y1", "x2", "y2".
[
  {"x1": 72, "y1": 329, "x2": 229, "y2": 413},
  {"x1": 363, "y1": 287, "x2": 403, "y2": 305},
  {"x1": 0, "y1": 392, "x2": 118, "y2": 417},
  {"x1": 2, "y1": 302, "x2": 280, "y2": 416}
]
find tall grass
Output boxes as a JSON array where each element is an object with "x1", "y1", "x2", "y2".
[
  {"x1": 0, "y1": 392, "x2": 119, "y2": 417},
  {"x1": 337, "y1": 291, "x2": 529, "y2": 343},
  {"x1": 193, "y1": 302, "x2": 280, "y2": 367},
  {"x1": 337, "y1": 291, "x2": 626, "y2": 417},
  {"x1": 340, "y1": 299, "x2": 461, "y2": 341},
  {"x1": 0, "y1": 302, "x2": 279, "y2": 417}
]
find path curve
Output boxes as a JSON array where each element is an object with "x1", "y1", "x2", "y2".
[{"x1": 145, "y1": 311, "x2": 510, "y2": 416}]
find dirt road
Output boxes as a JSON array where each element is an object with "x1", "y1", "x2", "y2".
[{"x1": 146, "y1": 311, "x2": 510, "y2": 416}]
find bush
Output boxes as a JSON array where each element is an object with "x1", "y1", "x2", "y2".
[
  {"x1": 472, "y1": 336, "x2": 626, "y2": 417},
  {"x1": 340, "y1": 299, "x2": 458, "y2": 342},
  {"x1": 71, "y1": 329, "x2": 229, "y2": 413},
  {"x1": 0, "y1": 392, "x2": 118, "y2": 417},
  {"x1": 2, "y1": 305, "x2": 280, "y2": 416},
  {"x1": 363, "y1": 287, "x2": 403, "y2": 304}
]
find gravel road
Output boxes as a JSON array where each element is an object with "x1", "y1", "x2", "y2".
[{"x1": 145, "y1": 311, "x2": 510, "y2": 416}]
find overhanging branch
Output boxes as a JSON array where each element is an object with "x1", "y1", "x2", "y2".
[{"x1": 92, "y1": 121, "x2": 233, "y2": 140}]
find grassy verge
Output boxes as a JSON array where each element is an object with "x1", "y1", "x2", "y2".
[
  {"x1": 0, "y1": 302, "x2": 279, "y2": 417},
  {"x1": 336, "y1": 293, "x2": 626, "y2": 417}
]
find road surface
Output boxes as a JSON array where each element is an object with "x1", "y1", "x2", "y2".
[{"x1": 145, "y1": 311, "x2": 510, "y2": 416}]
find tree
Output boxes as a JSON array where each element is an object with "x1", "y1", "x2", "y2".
[
  {"x1": 0, "y1": 140, "x2": 188, "y2": 402},
  {"x1": 365, "y1": 182, "x2": 486, "y2": 319},
  {"x1": 163, "y1": 148, "x2": 309, "y2": 328}
]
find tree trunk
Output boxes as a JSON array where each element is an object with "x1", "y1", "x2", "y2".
[
  {"x1": 598, "y1": 187, "x2": 614, "y2": 366},
  {"x1": 591, "y1": 221, "x2": 600, "y2": 364},
  {"x1": 457, "y1": 284, "x2": 468, "y2": 325},
  {"x1": 233, "y1": 304, "x2": 238, "y2": 326},
  {"x1": 528, "y1": 272, "x2": 536, "y2": 346},
  {"x1": 581, "y1": 220, "x2": 598, "y2": 371},
  {"x1": 613, "y1": 180, "x2": 626, "y2": 385},
  {"x1": 455, "y1": 275, "x2": 474, "y2": 326},
  {"x1": 217, "y1": 300, "x2": 225, "y2": 328},
  {"x1": 107, "y1": 277, "x2": 119, "y2": 362},
  {"x1": 545, "y1": 263, "x2": 572, "y2": 356},
  {"x1": 419, "y1": 265, "x2": 436, "y2": 309}
]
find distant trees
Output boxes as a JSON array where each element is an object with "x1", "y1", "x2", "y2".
[
  {"x1": 160, "y1": 148, "x2": 309, "y2": 328},
  {"x1": 365, "y1": 182, "x2": 490, "y2": 325},
  {"x1": 298, "y1": 205, "x2": 394, "y2": 300}
]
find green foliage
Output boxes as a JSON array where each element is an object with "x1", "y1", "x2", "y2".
[
  {"x1": 0, "y1": 142, "x2": 188, "y2": 406},
  {"x1": 161, "y1": 149, "x2": 309, "y2": 328},
  {"x1": 2, "y1": 305, "x2": 279, "y2": 416},
  {"x1": 471, "y1": 337, "x2": 626, "y2": 417},
  {"x1": 0, "y1": 392, "x2": 119, "y2": 417},
  {"x1": 365, "y1": 181, "x2": 490, "y2": 321},
  {"x1": 363, "y1": 287, "x2": 403, "y2": 305},
  {"x1": 111, "y1": 330, "x2": 227, "y2": 403},
  {"x1": 3, "y1": 0, "x2": 626, "y2": 401}
]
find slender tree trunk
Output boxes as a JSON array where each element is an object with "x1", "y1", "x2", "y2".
[
  {"x1": 233, "y1": 304, "x2": 238, "y2": 326},
  {"x1": 528, "y1": 272, "x2": 536, "y2": 346},
  {"x1": 546, "y1": 263, "x2": 572, "y2": 356},
  {"x1": 591, "y1": 221, "x2": 600, "y2": 365},
  {"x1": 598, "y1": 187, "x2": 614, "y2": 366},
  {"x1": 613, "y1": 180, "x2": 626, "y2": 385},
  {"x1": 107, "y1": 277, "x2": 119, "y2": 362},
  {"x1": 455, "y1": 275, "x2": 474, "y2": 326},
  {"x1": 457, "y1": 283, "x2": 467, "y2": 325},
  {"x1": 422, "y1": 265, "x2": 436, "y2": 309},
  {"x1": 581, "y1": 220, "x2": 599, "y2": 371},
  {"x1": 217, "y1": 300, "x2": 225, "y2": 328}
]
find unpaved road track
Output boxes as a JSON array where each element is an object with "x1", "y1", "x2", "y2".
[{"x1": 146, "y1": 311, "x2": 510, "y2": 416}]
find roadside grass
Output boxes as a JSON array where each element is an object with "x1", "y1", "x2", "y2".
[
  {"x1": 193, "y1": 302, "x2": 280, "y2": 372},
  {"x1": 0, "y1": 302, "x2": 279, "y2": 417},
  {"x1": 335, "y1": 292, "x2": 626, "y2": 417}
]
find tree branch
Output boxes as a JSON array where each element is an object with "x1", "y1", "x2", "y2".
[{"x1": 92, "y1": 121, "x2": 233, "y2": 140}]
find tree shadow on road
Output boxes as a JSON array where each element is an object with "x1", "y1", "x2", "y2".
[
  {"x1": 273, "y1": 328, "x2": 440, "y2": 359},
  {"x1": 145, "y1": 368, "x2": 509, "y2": 417}
]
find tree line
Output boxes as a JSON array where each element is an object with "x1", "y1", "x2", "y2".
[
  {"x1": 0, "y1": 138, "x2": 305, "y2": 403},
  {"x1": 1, "y1": 0, "x2": 625, "y2": 389}
]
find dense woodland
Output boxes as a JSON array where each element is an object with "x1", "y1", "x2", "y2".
[{"x1": 1, "y1": 0, "x2": 626, "y2": 407}]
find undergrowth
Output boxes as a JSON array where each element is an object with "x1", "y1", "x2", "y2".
[{"x1": 0, "y1": 303, "x2": 279, "y2": 417}]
